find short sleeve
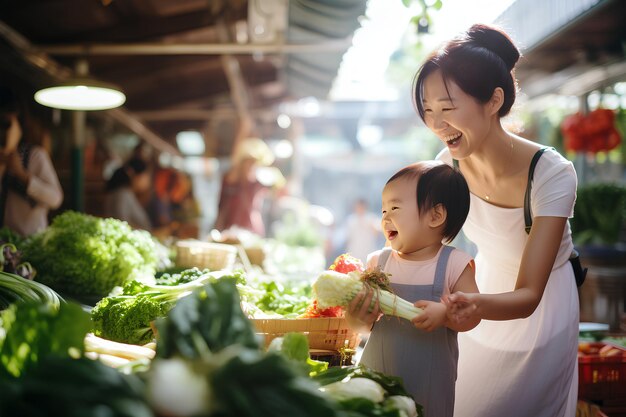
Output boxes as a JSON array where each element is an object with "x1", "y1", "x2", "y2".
[
  {"x1": 531, "y1": 148, "x2": 578, "y2": 219},
  {"x1": 446, "y1": 248, "x2": 474, "y2": 293}
]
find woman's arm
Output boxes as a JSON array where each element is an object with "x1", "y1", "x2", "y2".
[
  {"x1": 12, "y1": 147, "x2": 63, "y2": 209},
  {"x1": 445, "y1": 262, "x2": 480, "y2": 331},
  {"x1": 448, "y1": 216, "x2": 567, "y2": 322}
]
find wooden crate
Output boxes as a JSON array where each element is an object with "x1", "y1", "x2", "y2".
[{"x1": 250, "y1": 317, "x2": 360, "y2": 351}]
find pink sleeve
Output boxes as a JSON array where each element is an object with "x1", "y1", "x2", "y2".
[{"x1": 445, "y1": 248, "x2": 474, "y2": 294}]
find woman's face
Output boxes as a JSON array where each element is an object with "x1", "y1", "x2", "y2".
[
  {"x1": 381, "y1": 177, "x2": 429, "y2": 256},
  {"x1": 132, "y1": 171, "x2": 151, "y2": 193},
  {"x1": 422, "y1": 70, "x2": 492, "y2": 159},
  {"x1": 1, "y1": 114, "x2": 21, "y2": 153}
]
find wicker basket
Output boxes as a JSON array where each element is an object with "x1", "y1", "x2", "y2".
[
  {"x1": 175, "y1": 240, "x2": 237, "y2": 271},
  {"x1": 250, "y1": 317, "x2": 360, "y2": 351}
]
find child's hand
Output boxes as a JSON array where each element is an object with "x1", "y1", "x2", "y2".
[
  {"x1": 346, "y1": 286, "x2": 381, "y2": 334},
  {"x1": 411, "y1": 300, "x2": 447, "y2": 332},
  {"x1": 443, "y1": 291, "x2": 478, "y2": 324}
]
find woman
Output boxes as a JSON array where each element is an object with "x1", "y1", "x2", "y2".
[
  {"x1": 104, "y1": 157, "x2": 152, "y2": 231},
  {"x1": 0, "y1": 86, "x2": 63, "y2": 236},
  {"x1": 413, "y1": 24, "x2": 579, "y2": 417},
  {"x1": 214, "y1": 117, "x2": 279, "y2": 237}
]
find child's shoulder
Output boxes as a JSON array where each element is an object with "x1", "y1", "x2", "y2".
[{"x1": 365, "y1": 248, "x2": 390, "y2": 270}]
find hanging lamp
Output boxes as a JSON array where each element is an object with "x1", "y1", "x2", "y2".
[{"x1": 34, "y1": 59, "x2": 126, "y2": 111}]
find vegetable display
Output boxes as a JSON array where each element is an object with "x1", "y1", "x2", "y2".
[
  {"x1": 0, "y1": 271, "x2": 62, "y2": 310},
  {"x1": 312, "y1": 270, "x2": 423, "y2": 322},
  {"x1": 23, "y1": 211, "x2": 159, "y2": 299},
  {"x1": 0, "y1": 228, "x2": 36, "y2": 280},
  {"x1": 0, "y1": 301, "x2": 92, "y2": 378},
  {"x1": 91, "y1": 270, "x2": 242, "y2": 345}
]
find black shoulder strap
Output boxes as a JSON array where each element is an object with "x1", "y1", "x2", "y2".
[
  {"x1": 452, "y1": 159, "x2": 459, "y2": 169},
  {"x1": 524, "y1": 148, "x2": 548, "y2": 234}
]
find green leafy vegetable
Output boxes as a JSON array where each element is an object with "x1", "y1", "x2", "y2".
[
  {"x1": 92, "y1": 270, "x2": 248, "y2": 345},
  {"x1": 0, "y1": 356, "x2": 153, "y2": 417},
  {"x1": 23, "y1": 211, "x2": 159, "y2": 299},
  {"x1": 268, "y1": 332, "x2": 329, "y2": 375},
  {"x1": 0, "y1": 301, "x2": 92, "y2": 378},
  {"x1": 155, "y1": 277, "x2": 260, "y2": 358},
  {"x1": 313, "y1": 365, "x2": 423, "y2": 417},
  {"x1": 0, "y1": 271, "x2": 62, "y2": 310}
]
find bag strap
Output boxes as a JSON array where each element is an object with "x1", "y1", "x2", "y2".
[
  {"x1": 524, "y1": 148, "x2": 548, "y2": 234},
  {"x1": 452, "y1": 159, "x2": 459, "y2": 169},
  {"x1": 377, "y1": 247, "x2": 393, "y2": 270}
]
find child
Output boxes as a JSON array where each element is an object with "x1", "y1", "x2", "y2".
[{"x1": 346, "y1": 160, "x2": 480, "y2": 417}]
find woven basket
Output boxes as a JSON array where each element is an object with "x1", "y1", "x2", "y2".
[
  {"x1": 175, "y1": 240, "x2": 237, "y2": 271},
  {"x1": 250, "y1": 317, "x2": 360, "y2": 351}
]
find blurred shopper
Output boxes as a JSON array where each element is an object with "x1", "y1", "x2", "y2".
[
  {"x1": 414, "y1": 24, "x2": 579, "y2": 417},
  {"x1": 214, "y1": 117, "x2": 283, "y2": 237},
  {"x1": 344, "y1": 198, "x2": 381, "y2": 264},
  {"x1": 104, "y1": 156, "x2": 152, "y2": 231},
  {"x1": 0, "y1": 86, "x2": 63, "y2": 236}
]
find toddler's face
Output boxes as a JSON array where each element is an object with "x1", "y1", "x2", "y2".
[{"x1": 381, "y1": 177, "x2": 427, "y2": 256}]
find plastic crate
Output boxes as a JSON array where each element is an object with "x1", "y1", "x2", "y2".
[
  {"x1": 250, "y1": 317, "x2": 360, "y2": 351},
  {"x1": 578, "y1": 342, "x2": 626, "y2": 403}
]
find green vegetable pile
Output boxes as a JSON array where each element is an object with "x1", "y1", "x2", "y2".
[
  {"x1": 91, "y1": 269, "x2": 248, "y2": 345},
  {"x1": 0, "y1": 301, "x2": 152, "y2": 417},
  {"x1": 0, "y1": 271, "x2": 62, "y2": 310},
  {"x1": 0, "y1": 302, "x2": 91, "y2": 378},
  {"x1": 23, "y1": 211, "x2": 159, "y2": 299}
]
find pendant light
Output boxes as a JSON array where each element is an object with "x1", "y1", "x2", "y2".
[{"x1": 34, "y1": 59, "x2": 126, "y2": 111}]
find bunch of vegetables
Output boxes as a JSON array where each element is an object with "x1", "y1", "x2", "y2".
[
  {"x1": 147, "y1": 278, "x2": 421, "y2": 417},
  {"x1": 0, "y1": 228, "x2": 36, "y2": 280},
  {"x1": 146, "y1": 278, "x2": 337, "y2": 417},
  {"x1": 23, "y1": 211, "x2": 159, "y2": 298},
  {"x1": 312, "y1": 266, "x2": 423, "y2": 322},
  {"x1": 0, "y1": 301, "x2": 92, "y2": 378},
  {"x1": 0, "y1": 300, "x2": 153, "y2": 417},
  {"x1": 561, "y1": 108, "x2": 622, "y2": 153},
  {"x1": 314, "y1": 366, "x2": 421, "y2": 417},
  {"x1": 300, "y1": 254, "x2": 364, "y2": 318},
  {"x1": 0, "y1": 271, "x2": 62, "y2": 310},
  {"x1": 91, "y1": 269, "x2": 249, "y2": 345}
]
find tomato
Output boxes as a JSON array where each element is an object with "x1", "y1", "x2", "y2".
[{"x1": 329, "y1": 254, "x2": 365, "y2": 274}]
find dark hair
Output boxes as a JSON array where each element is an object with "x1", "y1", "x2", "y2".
[
  {"x1": 106, "y1": 157, "x2": 149, "y2": 191},
  {"x1": 0, "y1": 86, "x2": 22, "y2": 148},
  {"x1": 413, "y1": 24, "x2": 521, "y2": 120},
  {"x1": 387, "y1": 162, "x2": 470, "y2": 243}
]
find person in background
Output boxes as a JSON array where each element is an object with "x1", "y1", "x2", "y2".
[
  {"x1": 214, "y1": 116, "x2": 283, "y2": 237},
  {"x1": 414, "y1": 24, "x2": 579, "y2": 417},
  {"x1": 344, "y1": 198, "x2": 381, "y2": 264},
  {"x1": 104, "y1": 156, "x2": 152, "y2": 231},
  {"x1": 347, "y1": 161, "x2": 480, "y2": 417},
  {"x1": 0, "y1": 86, "x2": 63, "y2": 236}
]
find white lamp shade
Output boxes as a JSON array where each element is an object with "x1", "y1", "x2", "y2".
[{"x1": 34, "y1": 81, "x2": 126, "y2": 111}]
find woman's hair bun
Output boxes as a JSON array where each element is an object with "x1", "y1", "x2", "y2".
[{"x1": 466, "y1": 24, "x2": 520, "y2": 71}]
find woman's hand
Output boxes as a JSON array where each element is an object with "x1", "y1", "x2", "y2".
[
  {"x1": 444, "y1": 291, "x2": 478, "y2": 324},
  {"x1": 6, "y1": 151, "x2": 30, "y2": 184},
  {"x1": 345, "y1": 285, "x2": 381, "y2": 334},
  {"x1": 412, "y1": 300, "x2": 447, "y2": 332}
]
